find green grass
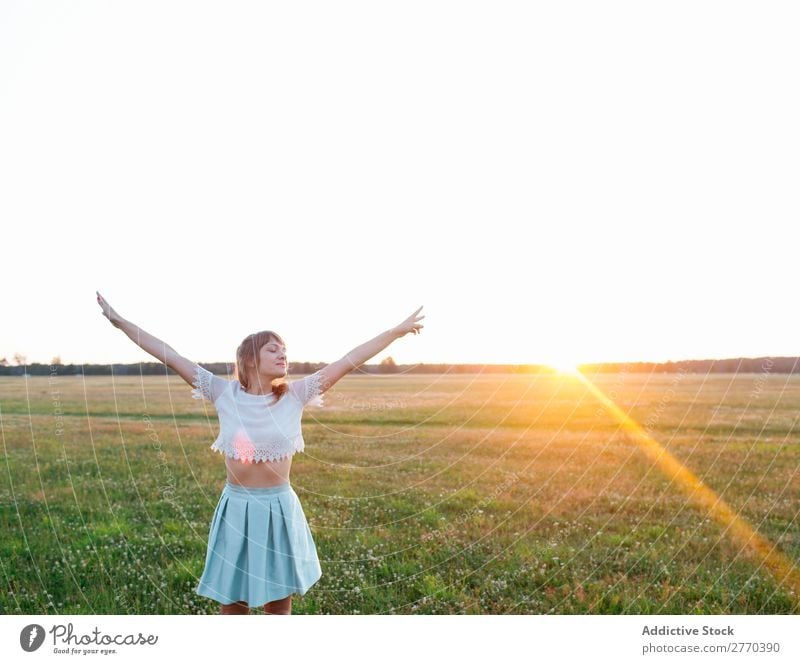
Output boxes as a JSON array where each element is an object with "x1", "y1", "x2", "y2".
[{"x1": 1, "y1": 371, "x2": 798, "y2": 614}]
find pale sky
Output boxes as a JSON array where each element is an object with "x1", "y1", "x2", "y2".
[{"x1": 2, "y1": 1, "x2": 798, "y2": 369}]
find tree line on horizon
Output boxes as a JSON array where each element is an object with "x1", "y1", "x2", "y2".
[{"x1": 1, "y1": 355, "x2": 799, "y2": 376}]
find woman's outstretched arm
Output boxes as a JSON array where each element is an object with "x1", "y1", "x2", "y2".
[
  {"x1": 95, "y1": 290, "x2": 196, "y2": 385},
  {"x1": 317, "y1": 306, "x2": 425, "y2": 393}
]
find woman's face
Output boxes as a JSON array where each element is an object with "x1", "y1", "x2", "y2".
[{"x1": 258, "y1": 340, "x2": 287, "y2": 376}]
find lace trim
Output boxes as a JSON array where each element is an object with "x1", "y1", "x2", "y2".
[
  {"x1": 210, "y1": 435, "x2": 305, "y2": 464},
  {"x1": 306, "y1": 370, "x2": 325, "y2": 408},
  {"x1": 191, "y1": 365, "x2": 212, "y2": 401}
]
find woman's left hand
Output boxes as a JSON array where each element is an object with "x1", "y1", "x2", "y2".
[{"x1": 392, "y1": 306, "x2": 425, "y2": 338}]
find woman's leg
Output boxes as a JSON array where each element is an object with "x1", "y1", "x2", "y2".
[
  {"x1": 221, "y1": 601, "x2": 250, "y2": 615},
  {"x1": 263, "y1": 595, "x2": 292, "y2": 615}
]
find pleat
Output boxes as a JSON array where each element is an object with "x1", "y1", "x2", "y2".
[
  {"x1": 277, "y1": 490, "x2": 322, "y2": 591},
  {"x1": 196, "y1": 492, "x2": 233, "y2": 603},
  {"x1": 245, "y1": 495, "x2": 268, "y2": 601},
  {"x1": 269, "y1": 495, "x2": 296, "y2": 598},
  {"x1": 230, "y1": 499, "x2": 249, "y2": 599}
]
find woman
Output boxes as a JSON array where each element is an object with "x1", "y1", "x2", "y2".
[{"x1": 95, "y1": 290, "x2": 424, "y2": 614}]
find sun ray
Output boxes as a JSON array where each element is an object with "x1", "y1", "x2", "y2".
[{"x1": 573, "y1": 370, "x2": 800, "y2": 601}]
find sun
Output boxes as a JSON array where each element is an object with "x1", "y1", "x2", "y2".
[{"x1": 548, "y1": 359, "x2": 582, "y2": 375}]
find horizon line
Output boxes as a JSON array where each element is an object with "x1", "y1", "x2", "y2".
[{"x1": 3, "y1": 354, "x2": 798, "y2": 369}]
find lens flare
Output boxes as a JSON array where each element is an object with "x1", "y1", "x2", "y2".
[{"x1": 573, "y1": 370, "x2": 800, "y2": 600}]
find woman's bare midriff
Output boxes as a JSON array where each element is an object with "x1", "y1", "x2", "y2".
[{"x1": 224, "y1": 455, "x2": 292, "y2": 487}]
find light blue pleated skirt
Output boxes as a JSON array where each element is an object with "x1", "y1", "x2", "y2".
[{"x1": 195, "y1": 481, "x2": 322, "y2": 607}]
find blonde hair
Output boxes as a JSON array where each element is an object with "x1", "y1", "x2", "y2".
[{"x1": 234, "y1": 330, "x2": 289, "y2": 404}]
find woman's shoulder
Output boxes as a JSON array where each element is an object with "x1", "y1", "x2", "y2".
[{"x1": 286, "y1": 370, "x2": 326, "y2": 408}]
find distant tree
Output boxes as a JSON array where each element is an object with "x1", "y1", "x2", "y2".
[
  {"x1": 51, "y1": 355, "x2": 62, "y2": 365},
  {"x1": 378, "y1": 356, "x2": 398, "y2": 374},
  {"x1": 13, "y1": 353, "x2": 26, "y2": 366},
  {"x1": 0, "y1": 357, "x2": 8, "y2": 366}
]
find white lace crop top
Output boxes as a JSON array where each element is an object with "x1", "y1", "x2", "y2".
[{"x1": 190, "y1": 364, "x2": 325, "y2": 463}]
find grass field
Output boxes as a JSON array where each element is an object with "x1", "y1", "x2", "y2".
[{"x1": 1, "y1": 370, "x2": 798, "y2": 614}]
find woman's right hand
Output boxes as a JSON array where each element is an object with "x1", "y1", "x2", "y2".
[{"x1": 96, "y1": 291, "x2": 124, "y2": 329}]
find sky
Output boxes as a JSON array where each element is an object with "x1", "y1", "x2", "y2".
[{"x1": 1, "y1": 1, "x2": 798, "y2": 369}]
